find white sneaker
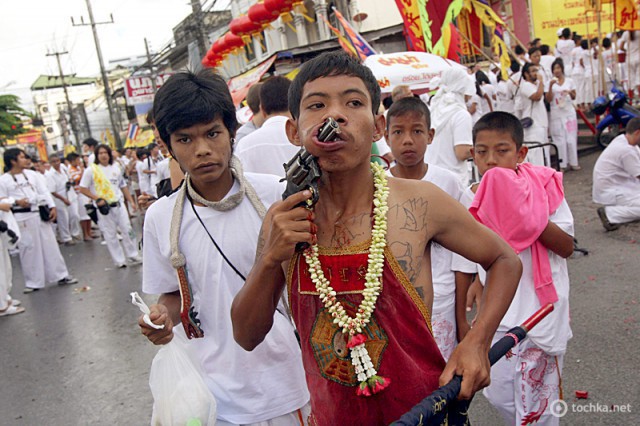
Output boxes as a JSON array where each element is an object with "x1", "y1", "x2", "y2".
[{"x1": 127, "y1": 256, "x2": 142, "y2": 265}]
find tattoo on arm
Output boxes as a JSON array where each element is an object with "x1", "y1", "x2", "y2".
[
  {"x1": 414, "y1": 286, "x2": 425, "y2": 300},
  {"x1": 388, "y1": 198, "x2": 429, "y2": 232}
]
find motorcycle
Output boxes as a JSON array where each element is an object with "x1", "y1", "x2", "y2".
[{"x1": 592, "y1": 79, "x2": 640, "y2": 148}]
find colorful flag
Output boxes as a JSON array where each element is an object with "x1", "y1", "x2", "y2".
[
  {"x1": 321, "y1": 16, "x2": 358, "y2": 57},
  {"x1": 615, "y1": 0, "x2": 640, "y2": 30},
  {"x1": 332, "y1": 7, "x2": 376, "y2": 60},
  {"x1": 394, "y1": 0, "x2": 427, "y2": 52},
  {"x1": 124, "y1": 123, "x2": 139, "y2": 148}
]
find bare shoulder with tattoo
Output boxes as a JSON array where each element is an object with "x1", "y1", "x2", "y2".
[{"x1": 384, "y1": 178, "x2": 460, "y2": 307}]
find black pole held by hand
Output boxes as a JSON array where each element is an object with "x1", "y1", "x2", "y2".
[{"x1": 393, "y1": 304, "x2": 555, "y2": 426}]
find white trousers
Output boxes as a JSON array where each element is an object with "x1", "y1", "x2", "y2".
[
  {"x1": 76, "y1": 192, "x2": 91, "y2": 221},
  {"x1": 15, "y1": 215, "x2": 69, "y2": 289},
  {"x1": 97, "y1": 204, "x2": 138, "y2": 265},
  {"x1": 216, "y1": 403, "x2": 310, "y2": 426},
  {"x1": 53, "y1": 197, "x2": 80, "y2": 242},
  {"x1": 431, "y1": 295, "x2": 457, "y2": 361},
  {"x1": 1, "y1": 236, "x2": 12, "y2": 310},
  {"x1": 605, "y1": 193, "x2": 640, "y2": 224},
  {"x1": 484, "y1": 331, "x2": 564, "y2": 426},
  {"x1": 629, "y1": 60, "x2": 640, "y2": 89},
  {"x1": 550, "y1": 115, "x2": 579, "y2": 168}
]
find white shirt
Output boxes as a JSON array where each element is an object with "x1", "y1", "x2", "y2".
[
  {"x1": 156, "y1": 157, "x2": 171, "y2": 182},
  {"x1": 79, "y1": 163, "x2": 126, "y2": 202},
  {"x1": 45, "y1": 165, "x2": 72, "y2": 196},
  {"x1": 540, "y1": 54, "x2": 556, "y2": 75},
  {"x1": 452, "y1": 186, "x2": 574, "y2": 355},
  {"x1": 142, "y1": 173, "x2": 309, "y2": 423},
  {"x1": 0, "y1": 170, "x2": 55, "y2": 221},
  {"x1": 517, "y1": 80, "x2": 548, "y2": 129},
  {"x1": 136, "y1": 156, "x2": 161, "y2": 196},
  {"x1": 496, "y1": 80, "x2": 514, "y2": 113},
  {"x1": 235, "y1": 115, "x2": 299, "y2": 178},
  {"x1": 621, "y1": 31, "x2": 640, "y2": 62},
  {"x1": 481, "y1": 83, "x2": 496, "y2": 113},
  {"x1": 467, "y1": 94, "x2": 483, "y2": 126},
  {"x1": 571, "y1": 46, "x2": 584, "y2": 76},
  {"x1": 235, "y1": 120, "x2": 258, "y2": 142},
  {"x1": 556, "y1": 39, "x2": 576, "y2": 72},
  {"x1": 593, "y1": 134, "x2": 640, "y2": 204},
  {"x1": 549, "y1": 77, "x2": 577, "y2": 117},
  {"x1": 425, "y1": 109, "x2": 473, "y2": 184}
]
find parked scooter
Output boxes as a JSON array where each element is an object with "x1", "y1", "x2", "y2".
[{"x1": 592, "y1": 79, "x2": 640, "y2": 148}]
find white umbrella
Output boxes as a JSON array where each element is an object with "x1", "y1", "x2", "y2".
[{"x1": 364, "y1": 52, "x2": 467, "y2": 93}]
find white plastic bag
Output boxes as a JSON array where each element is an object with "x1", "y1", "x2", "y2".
[{"x1": 148, "y1": 326, "x2": 217, "y2": 426}]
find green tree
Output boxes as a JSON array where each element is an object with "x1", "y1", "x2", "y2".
[{"x1": 0, "y1": 94, "x2": 29, "y2": 145}]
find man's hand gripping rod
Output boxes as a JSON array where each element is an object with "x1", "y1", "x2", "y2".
[{"x1": 281, "y1": 118, "x2": 341, "y2": 251}]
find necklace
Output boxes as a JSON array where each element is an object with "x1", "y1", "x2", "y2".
[{"x1": 303, "y1": 161, "x2": 391, "y2": 397}]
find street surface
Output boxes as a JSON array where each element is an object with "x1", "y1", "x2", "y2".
[{"x1": 1, "y1": 151, "x2": 638, "y2": 425}]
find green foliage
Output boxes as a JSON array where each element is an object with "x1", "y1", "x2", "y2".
[{"x1": 0, "y1": 94, "x2": 30, "y2": 145}]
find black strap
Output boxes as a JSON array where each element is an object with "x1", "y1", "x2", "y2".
[{"x1": 188, "y1": 196, "x2": 247, "y2": 281}]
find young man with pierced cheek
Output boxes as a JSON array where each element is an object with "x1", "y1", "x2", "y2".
[
  {"x1": 138, "y1": 70, "x2": 310, "y2": 425},
  {"x1": 232, "y1": 52, "x2": 522, "y2": 424}
]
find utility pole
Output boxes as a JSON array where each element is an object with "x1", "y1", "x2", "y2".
[
  {"x1": 71, "y1": 0, "x2": 122, "y2": 147},
  {"x1": 46, "y1": 50, "x2": 80, "y2": 149},
  {"x1": 144, "y1": 38, "x2": 157, "y2": 94},
  {"x1": 190, "y1": 0, "x2": 208, "y2": 60}
]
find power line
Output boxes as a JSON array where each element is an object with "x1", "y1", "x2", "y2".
[{"x1": 71, "y1": 0, "x2": 122, "y2": 148}]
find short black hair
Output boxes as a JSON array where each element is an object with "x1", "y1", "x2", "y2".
[
  {"x1": 3, "y1": 148, "x2": 23, "y2": 172},
  {"x1": 473, "y1": 111, "x2": 524, "y2": 149},
  {"x1": 94, "y1": 144, "x2": 114, "y2": 165},
  {"x1": 82, "y1": 137, "x2": 99, "y2": 148},
  {"x1": 514, "y1": 45, "x2": 525, "y2": 55},
  {"x1": 562, "y1": 28, "x2": 571, "y2": 38},
  {"x1": 386, "y1": 97, "x2": 431, "y2": 130},
  {"x1": 625, "y1": 117, "x2": 640, "y2": 134},
  {"x1": 476, "y1": 70, "x2": 491, "y2": 85},
  {"x1": 528, "y1": 47, "x2": 541, "y2": 56},
  {"x1": 136, "y1": 148, "x2": 149, "y2": 159},
  {"x1": 580, "y1": 39, "x2": 589, "y2": 49},
  {"x1": 510, "y1": 59, "x2": 521, "y2": 74},
  {"x1": 246, "y1": 83, "x2": 262, "y2": 114},
  {"x1": 540, "y1": 44, "x2": 550, "y2": 55},
  {"x1": 603, "y1": 37, "x2": 612, "y2": 49},
  {"x1": 551, "y1": 58, "x2": 565, "y2": 74},
  {"x1": 288, "y1": 51, "x2": 381, "y2": 120},
  {"x1": 260, "y1": 76, "x2": 291, "y2": 115},
  {"x1": 66, "y1": 153, "x2": 80, "y2": 162},
  {"x1": 522, "y1": 62, "x2": 536, "y2": 78},
  {"x1": 153, "y1": 70, "x2": 238, "y2": 150}
]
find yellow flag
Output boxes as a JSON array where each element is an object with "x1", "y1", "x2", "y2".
[{"x1": 616, "y1": 0, "x2": 640, "y2": 30}]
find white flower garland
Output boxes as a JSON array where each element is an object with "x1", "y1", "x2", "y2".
[{"x1": 303, "y1": 161, "x2": 391, "y2": 396}]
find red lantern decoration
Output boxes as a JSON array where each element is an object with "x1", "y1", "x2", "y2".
[
  {"x1": 230, "y1": 15, "x2": 263, "y2": 38},
  {"x1": 264, "y1": 0, "x2": 294, "y2": 23},
  {"x1": 223, "y1": 32, "x2": 245, "y2": 54},
  {"x1": 248, "y1": 1, "x2": 278, "y2": 28}
]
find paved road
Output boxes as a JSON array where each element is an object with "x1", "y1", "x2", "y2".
[{"x1": 1, "y1": 151, "x2": 638, "y2": 425}]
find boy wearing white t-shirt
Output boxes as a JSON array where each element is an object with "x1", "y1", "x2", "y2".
[
  {"x1": 455, "y1": 112, "x2": 574, "y2": 426},
  {"x1": 138, "y1": 70, "x2": 310, "y2": 425},
  {"x1": 593, "y1": 118, "x2": 640, "y2": 230},
  {"x1": 384, "y1": 97, "x2": 467, "y2": 361}
]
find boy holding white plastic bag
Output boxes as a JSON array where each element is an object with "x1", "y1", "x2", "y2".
[{"x1": 138, "y1": 70, "x2": 310, "y2": 425}]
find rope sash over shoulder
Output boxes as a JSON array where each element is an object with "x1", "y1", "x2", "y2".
[{"x1": 169, "y1": 156, "x2": 266, "y2": 339}]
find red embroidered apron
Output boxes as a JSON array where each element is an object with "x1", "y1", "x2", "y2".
[{"x1": 287, "y1": 241, "x2": 446, "y2": 425}]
